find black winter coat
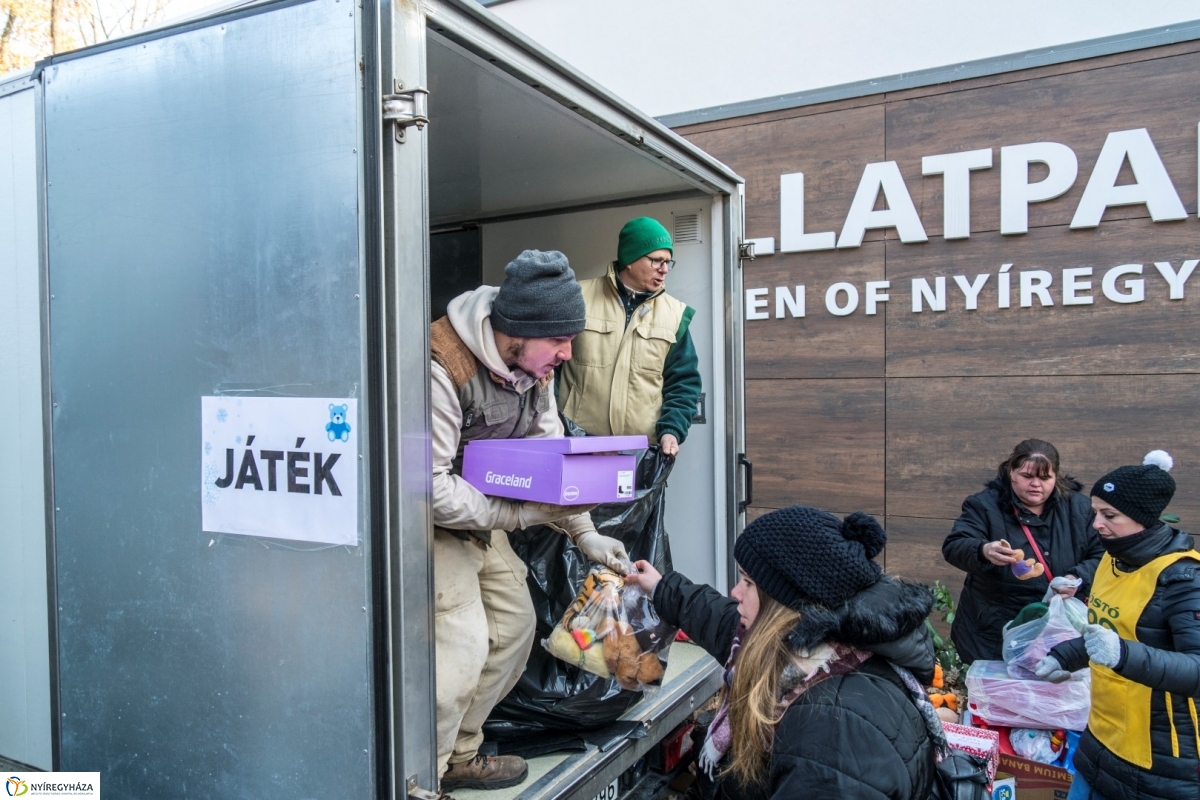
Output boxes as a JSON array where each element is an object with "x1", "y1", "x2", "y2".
[
  {"x1": 943, "y1": 477, "x2": 1102, "y2": 663},
  {"x1": 1049, "y1": 524, "x2": 1200, "y2": 800},
  {"x1": 653, "y1": 572, "x2": 937, "y2": 800}
]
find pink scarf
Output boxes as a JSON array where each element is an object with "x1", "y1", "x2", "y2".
[{"x1": 697, "y1": 627, "x2": 871, "y2": 777}]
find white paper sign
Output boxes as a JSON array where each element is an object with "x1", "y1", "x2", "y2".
[{"x1": 201, "y1": 396, "x2": 359, "y2": 545}]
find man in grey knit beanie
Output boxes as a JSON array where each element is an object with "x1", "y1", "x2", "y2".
[
  {"x1": 492, "y1": 249, "x2": 587, "y2": 340},
  {"x1": 428, "y1": 248, "x2": 627, "y2": 793}
]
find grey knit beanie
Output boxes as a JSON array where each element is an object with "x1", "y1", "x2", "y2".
[
  {"x1": 1090, "y1": 450, "x2": 1176, "y2": 528},
  {"x1": 492, "y1": 250, "x2": 587, "y2": 338},
  {"x1": 734, "y1": 506, "x2": 885, "y2": 609}
]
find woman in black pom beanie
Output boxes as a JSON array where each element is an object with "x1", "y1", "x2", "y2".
[
  {"x1": 625, "y1": 505, "x2": 939, "y2": 799},
  {"x1": 1034, "y1": 451, "x2": 1200, "y2": 800}
]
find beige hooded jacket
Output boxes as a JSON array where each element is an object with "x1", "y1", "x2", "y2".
[{"x1": 431, "y1": 286, "x2": 597, "y2": 541}]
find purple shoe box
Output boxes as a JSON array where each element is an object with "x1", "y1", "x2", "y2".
[{"x1": 462, "y1": 435, "x2": 647, "y2": 504}]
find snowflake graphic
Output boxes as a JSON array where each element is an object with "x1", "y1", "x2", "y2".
[
  {"x1": 202, "y1": 463, "x2": 222, "y2": 504},
  {"x1": 204, "y1": 441, "x2": 212, "y2": 455},
  {"x1": 216, "y1": 408, "x2": 228, "y2": 423}
]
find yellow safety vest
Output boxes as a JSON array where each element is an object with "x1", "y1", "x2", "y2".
[
  {"x1": 558, "y1": 266, "x2": 686, "y2": 443},
  {"x1": 1087, "y1": 550, "x2": 1200, "y2": 768}
]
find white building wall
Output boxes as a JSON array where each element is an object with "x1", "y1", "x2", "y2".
[
  {"x1": 489, "y1": 0, "x2": 1200, "y2": 119},
  {"x1": 0, "y1": 80, "x2": 53, "y2": 770}
]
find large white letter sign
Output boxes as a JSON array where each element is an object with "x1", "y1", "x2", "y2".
[
  {"x1": 837, "y1": 162, "x2": 928, "y2": 248},
  {"x1": 1062, "y1": 267, "x2": 1094, "y2": 306},
  {"x1": 1102, "y1": 264, "x2": 1145, "y2": 304},
  {"x1": 776, "y1": 286, "x2": 806, "y2": 318},
  {"x1": 912, "y1": 277, "x2": 947, "y2": 312},
  {"x1": 1070, "y1": 129, "x2": 1186, "y2": 228},
  {"x1": 780, "y1": 173, "x2": 837, "y2": 252},
  {"x1": 826, "y1": 283, "x2": 860, "y2": 316},
  {"x1": 745, "y1": 288, "x2": 770, "y2": 320},
  {"x1": 1153, "y1": 260, "x2": 1198, "y2": 299},
  {"x1": 922, "y1": 149, "x2": 993, "y2": 239},
  {"x1": 1000, "y1": 142, "x2": 1078, "y2": 234}
]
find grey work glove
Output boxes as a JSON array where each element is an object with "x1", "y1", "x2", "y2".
[
  {"x1": 1034, "y1": 655, "x2": 1072, "y2": 683},
  {"x1": 1042, "y1": 575, "x2": 1084, "y2": 604},
  {"x1": 1084, "y1": 624, "x2": 1124, "y2": 669},
  {"x1": 517, "y1": 501, "x2": 599, "y2": 530},
  {"x1": 573, "y1": 531, "x2": 631, "y2": 574}
]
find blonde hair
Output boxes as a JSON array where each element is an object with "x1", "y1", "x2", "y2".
[{"x1": 723, "y1": 592, "x2": 802, "y2": 788}]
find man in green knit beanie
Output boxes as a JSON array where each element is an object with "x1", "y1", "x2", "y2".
[{"x1": 557, "y1": 216, "x2": 702, "y2": 457}]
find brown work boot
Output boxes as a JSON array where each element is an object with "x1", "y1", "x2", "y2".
[{"x1": 441, "y1": 753, "x2": 528, "y2": 791}]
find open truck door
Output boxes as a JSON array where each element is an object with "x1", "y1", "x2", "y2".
[{"x1": 2, "y1": 0, "x2": 747, "y2": 796}]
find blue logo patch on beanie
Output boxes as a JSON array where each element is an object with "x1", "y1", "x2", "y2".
[{"x1": 1104, "y1": 482, "x2": 1115, "y2": 492}]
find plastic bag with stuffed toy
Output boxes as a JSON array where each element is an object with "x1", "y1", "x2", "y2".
[
  {"x1": 1010, "y1": 728, "x2": 1067, "y2": 765},
  {"x1": 543, "y1": 566, "x2": 676, "y2": 692},
  {"x1": 1002, "y1": 594, "x2": 1087, "y2": 679}
]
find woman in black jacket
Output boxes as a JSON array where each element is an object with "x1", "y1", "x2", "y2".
[
  {"x1": 1034, "y1": 451, "x2": 1200, "y2": 800},
  {"x1": 625, "y1": 505, "x2": 939, "y2": 800},
  {"x1": 943, "y1": 438, "x2": 1104, "y2": 663}
]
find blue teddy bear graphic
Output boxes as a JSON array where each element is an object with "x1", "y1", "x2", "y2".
[{"x1": 326, "y1": 403, "x2": 351, "y2": 442}]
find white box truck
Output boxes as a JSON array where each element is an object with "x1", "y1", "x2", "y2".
[{"x1": 0, "y1": 0, "x2": 749, "y2": 796}]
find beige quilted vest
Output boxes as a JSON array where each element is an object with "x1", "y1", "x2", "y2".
[{"x1": 558, "y1": 266, "x2": 685, "y2": 443}]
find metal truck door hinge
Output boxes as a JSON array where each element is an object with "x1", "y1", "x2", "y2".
[
  {"x1": 383, "y1": 86, "x2": 429, "y2": 143},
  {"x1": 406, "y1": 775, "x2": 439, "y2": 800},
  {"x1": 738, "y1": 240, "x2": 756, "y2": 264}
]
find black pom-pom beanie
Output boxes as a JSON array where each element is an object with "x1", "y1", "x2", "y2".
[
  {"x1": 733, "y1": 505, "x2": 884, "y2": 609},
  {"x1": 1091, "y1": 450, "x2": 1176, "y2": 529}
]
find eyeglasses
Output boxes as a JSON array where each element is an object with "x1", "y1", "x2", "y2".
[{"x1": 645, "y1": 256, "x2": 676, "y2": 272}]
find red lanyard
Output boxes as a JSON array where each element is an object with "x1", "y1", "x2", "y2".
[{"x1": 1013, "y1": 505, "x2": 1054, "y2": 582}]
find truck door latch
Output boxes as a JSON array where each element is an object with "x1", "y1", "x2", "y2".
[
  {"x1": 383, "y1": 86, "x2": 429, "y2": 142},
  {"x1": 406, "y1": 775, "x2": 439, "y2": 800}
]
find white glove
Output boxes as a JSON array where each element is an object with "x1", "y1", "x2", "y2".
[
  {"x1": 1034, "y1": 655, "x2": 1071, "y2": 683},
  {"x1": 516, "y1": 501, "x2": 598, "y2": 529},
  {"x1": 1084, "y1": 624, "x2": 1124, "y2": 669},
  {"x1": 1042, "y1": 574, "x2": 1083, "y2": 603},
  {"x1": 573, "y1": 531, "x2": 630, "y2": 574}
]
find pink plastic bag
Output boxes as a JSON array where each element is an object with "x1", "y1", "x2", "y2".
[{"x1": 966, "y1": 660, "x2": 1091, "y2": 731}]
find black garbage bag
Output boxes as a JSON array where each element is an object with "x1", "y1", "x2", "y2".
[{"x1": 482, "y1": 444, "x2": 675, "y2": 743}]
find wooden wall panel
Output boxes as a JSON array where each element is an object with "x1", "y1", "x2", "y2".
[
  {"x1": 886, "y1": 374, "x2": 1200, "y2": 524},
  {"x1": 745, "y1": 379, "x2": 884, "y2": 514},
  {"x1": 884, "y1": 515, "x2": 962, "y2": 599},
  {"x1": 676, "y1": 41, "x2": 1200, "y2": 138},
  {"x1": 744, "y1": 244, "x2": 884, "y2": 379},
  {"x1": 886, "y1": 50, "x2": 1200, "y2": 238},
  {"x1": 685, "y1": 104, "x2": 885, "y2": 247},
  {"x1": 682, "y1": 41, "x2": 1200, "y2": 596},
  {"x1": 884, "y1": 220, "x2": 1200, "y2": 376}
]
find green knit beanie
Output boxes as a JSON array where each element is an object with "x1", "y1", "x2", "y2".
[{"x1": 617, "y1": 217, "x2": 673, "y2": 270}]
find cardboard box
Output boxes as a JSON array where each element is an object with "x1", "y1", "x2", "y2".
[
  {"x1": 462, "y1": 435, "x2": 647, "y2": 504},
  {"x1": 999, "y1": 753, "x2": 1073, "y2": 800},
  {"x1": 991, "y1": 772, "x2": 1016, "y2": 800}
]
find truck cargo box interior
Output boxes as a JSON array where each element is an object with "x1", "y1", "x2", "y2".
[{"x1": 425, "y1": 30, "x2": 722, "y2": 589}]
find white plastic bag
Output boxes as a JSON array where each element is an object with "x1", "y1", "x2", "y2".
[
  {"x1": 1002, "y1": 595, "x2": 1087, "y2": 679},
  {"x1": 1010, "y1": 728, "x2": 1066, "y2": 764},
  {"x1": 966, "y1": 660, "x2": 1091, "y2": 731}
]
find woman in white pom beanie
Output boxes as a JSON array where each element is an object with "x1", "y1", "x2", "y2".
[{"x1": 1035, "y1": 450, "x2": 1200, "y2": 800}]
